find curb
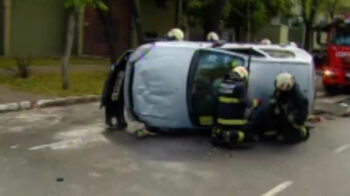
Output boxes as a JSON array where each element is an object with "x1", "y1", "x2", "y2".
[{"x1": 0, "y1": 95, "x2": 100, "y2": 114}]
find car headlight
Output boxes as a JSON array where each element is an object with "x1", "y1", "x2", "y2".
[{"x1": 323, "y1": 69, "x2": 334, "y2": 77}]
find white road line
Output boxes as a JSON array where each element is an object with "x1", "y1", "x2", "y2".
[
  {"x1": 334, "y1": 144, "x2": 350, "y2": 154},
  {"x1": 261, "y1": 181, "x2": 293, "y2": 196}
]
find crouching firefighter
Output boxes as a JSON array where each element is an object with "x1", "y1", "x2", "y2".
[
  {"x1": 212, "y1": 66, "x2": 261, "y2": 147},
  {"x1": 267, "y1": 72, "x2": 310, "y2": 143}
]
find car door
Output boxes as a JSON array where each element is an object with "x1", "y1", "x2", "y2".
[
  {"x1": 101, "y1": 50, "x2": 133, "y2": 107},
  {"x1": 187, "y1": 49, "x2": 245, "y2": 127}
]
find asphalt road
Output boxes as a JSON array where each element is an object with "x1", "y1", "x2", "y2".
[{"x1": 0, "y1": 102, "x2": 350, "y2": 196}]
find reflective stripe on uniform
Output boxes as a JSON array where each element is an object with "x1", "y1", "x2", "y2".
[
  {"x1": 217, "y1": 118, "x2": 247, "y2": 126},
  {"x1": 252, "y1": 99, "x2": 258, "y2": 108},
  {"x1": 237, "y1": 131, "x2": 245, "y2": 143},
  {"x1": 219, "y1": 96, "x2": 240, "y2": 104},
  {"x1": 293, "y1": 124, "x2": 307, "y2": 137},
  {"x1": 199, "y1": 116, "x2": 213, "y2": 125}
]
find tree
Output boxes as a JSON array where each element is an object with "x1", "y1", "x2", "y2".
[
  {"x1": 61, "y1": 0, "x2": 107, "y2": 89},
  {"x1": 226, "y1": 0, "x2": 293, "y2": 41},
  {"x1": 184, "y1": 0, "x2": 231, "y2": 37},
  {"x1": 323, "y1": 0, "x2": 349, "y2": 20},
  {"x1": 130, "y1": 0, "x2": 144, "y2": 45},
  {"x1": 299, "y1": 0, "x2": 323, "y2": 51}
]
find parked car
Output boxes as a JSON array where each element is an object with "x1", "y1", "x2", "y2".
[{"x1": 106, "y1": 41, "x2": 315, "y2": 131}]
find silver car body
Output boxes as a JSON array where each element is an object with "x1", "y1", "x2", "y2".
[{"x1": 124, "y1": 41, "x2": 315, "y2": 130}]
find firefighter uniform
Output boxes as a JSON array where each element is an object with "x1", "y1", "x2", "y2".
[
  {"x1": 267, "y1": 72, "x2": 310, "y2": 143},
  {"x1": 212, "y1": 67, "x2": 260, "y2": 147}
]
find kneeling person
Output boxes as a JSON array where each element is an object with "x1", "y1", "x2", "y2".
[{"x1": 268, "y1": 72, "x2": 310, "y2": 143}]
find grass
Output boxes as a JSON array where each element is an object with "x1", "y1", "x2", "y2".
[
  {"x1": 0, "y1": 57, "x2": 110, "y2": 69},
  {"x1": 0, "y1": 71, "x2": 107, "y2": 97}
]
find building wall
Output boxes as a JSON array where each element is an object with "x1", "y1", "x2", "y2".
[
  {"x1": 10, "y1": 0, "x2": 65, "y2": 56},
  {"x1": 140, "y1": 0, "x2": 176, "y2": 39}
]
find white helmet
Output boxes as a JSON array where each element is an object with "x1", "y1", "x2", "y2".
[
  {"x1": 233, "y1": 66, "x2": 249, "y2": 80},
  {"x1": 167, "y1": 28, "x2": 184, "y2": 41},
  {"x1": 207, "y1": 32, "x2": 220, "y2": 42},
  {"x1": 275, "y1": 72, "x2": 295, "y2": 91},
  {"x1": 289, "y1": 41, "x2": 298, "y2": 47},
  {"x1": 260, "y1": 38, "x2": 272, "y2": 45}
]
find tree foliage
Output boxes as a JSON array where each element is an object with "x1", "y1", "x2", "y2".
[
  {"x1": 184, "y1": 0, "x2": 293, "y2": 39},
  {"x1": 184, "y1": 0, "x2": 231, "y2": 34},
  {"x1": 64, "y1": 0, "x2": 108, "y2": 11},
  {"x1": 227, "y1": 0, "x2": 293, "y2": 34},
  {"x1": 322, "y1": 0, "x2": 350, "y2": 20}
]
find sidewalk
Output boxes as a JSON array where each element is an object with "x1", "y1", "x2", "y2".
[{"x1": 0, "y1": 86, "x2": 52, "y2": 104}]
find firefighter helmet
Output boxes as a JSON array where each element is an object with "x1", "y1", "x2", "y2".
[
  {"x1": 207, "y1": 32, "x2": 220, "y2": 42},
  {"x1": 260, "y1": 38, "x2": 272, "y2": 45},
  {"x1": 233, "y1": 66, "x2": 249, "y2": 80},
  {"x1": 275, "y1": 72, "x2": 295, "y2": 91},
  {"x1": 167, "y1": 28, "x2": 184, "y2": 41}
]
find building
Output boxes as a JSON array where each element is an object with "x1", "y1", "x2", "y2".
[{"x1": 0, "y1": 0, "x2": 181, "y2": 57}]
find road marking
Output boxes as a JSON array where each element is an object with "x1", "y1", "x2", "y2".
[
  {"x1": 334, "y1": 144, "x2": 350, "y2": 154},
  {"x1": 261, "y1": 181, "x2": 293, "y2": 196}
]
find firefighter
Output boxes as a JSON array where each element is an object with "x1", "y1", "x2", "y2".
[
  {"x1": 212, "y1": 66, "x2": 261, "y2": 147},
  {"x1": 267, "y1": 72, "x2": 310, "y2": 143},
  {"x1": 207, "y1": 32, "x2": 220, "y2": 42},
  {"x1": 166, "y1": 28, "x2": 184, "y2": 41}
]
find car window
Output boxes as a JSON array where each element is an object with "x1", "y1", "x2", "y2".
[
  {"x1": 261, "y1": 49, "x2": 295, "y2": 58},
  {"x1": 190, "y1": 50, "x2": 244, "y2": 126}
]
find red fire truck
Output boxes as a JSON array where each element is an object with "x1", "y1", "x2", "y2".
[{"x1": 314, "y1": 15, "x2": 350, "y2": 93}]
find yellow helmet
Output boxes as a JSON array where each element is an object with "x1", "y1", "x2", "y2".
[
  {"x1": 233, "y1": 66, "x2": 249, "y2": 80},
  {"x1": 207, "y1": 32, "x2": 220, "y2": 41},
  {"x1": 275, "y1": 72, "x2": 295, "y2": 91},
  {"x1": 167, "y1": 28, "x2": 184, "y2": 41}
]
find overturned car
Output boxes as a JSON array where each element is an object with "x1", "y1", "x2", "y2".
[{"x1": 106, "y1": 41, "x2": 315, "y2": 131}]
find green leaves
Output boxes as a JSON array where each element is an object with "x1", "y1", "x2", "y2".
[
  {"x1": 185, "y1": 0, "x2": 294, "y2": 33},
  {"x1": 64, "y1": 0, "x2": 108, "y2": 11}
]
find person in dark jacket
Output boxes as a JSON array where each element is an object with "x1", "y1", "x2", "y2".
[
  {"x1": 212, "y1": 66, "x2": 261, "y2": 147},
  {"x1": 101, "y1": 51, "x2": 132, "y2": 130},
  {"x1": 267, "y1": 72, "x2": 310, "y2": 143}
]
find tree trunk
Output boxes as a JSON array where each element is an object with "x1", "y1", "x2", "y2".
[
  {"x1": 97, "y1": 0, "x2": 119, "y2": 63},
  {"x1": 246, "y1": 0, "x2": 251, "y2": 42},
  {"x1": 304, "y1": 23, "x2": 313, "y2": 52},
  {"x1": 61, "y1": 10, "x2": 76, "y2": 90},
  {"x1": 130, "y1": 0, "x2": 144, "y2": 45},
  {"x1": 234, "y1": 27, "x2": 241, "y2": 42}
]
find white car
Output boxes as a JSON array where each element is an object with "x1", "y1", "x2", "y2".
[{"x1": 117, "y1": 41, "x2": 315, "y2": 131}]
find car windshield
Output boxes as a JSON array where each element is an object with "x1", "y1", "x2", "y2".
[{"x1": 332, "y1": 28, "x2": 350, "y2": 46}]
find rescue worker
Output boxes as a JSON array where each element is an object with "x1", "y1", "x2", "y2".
[
  {"x1": 166, "y1": 28, "x2": 185, "y2": 41},
  {"x1": 207, "y1": 32, "x2": 220, "y2": 42},
  {"x1": 101, "y1": 52, "x2": 132, "y2": 130},
  {"x1": 267, "y1": 72, "x2": 310, "y2": 143},
  {"x1": 212, "y1": 66, "x2": 261, "y2": 147}
]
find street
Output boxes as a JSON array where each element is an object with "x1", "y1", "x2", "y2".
[{"x1": 0, "y1": 102, "x2": 350, "y2": 196}]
